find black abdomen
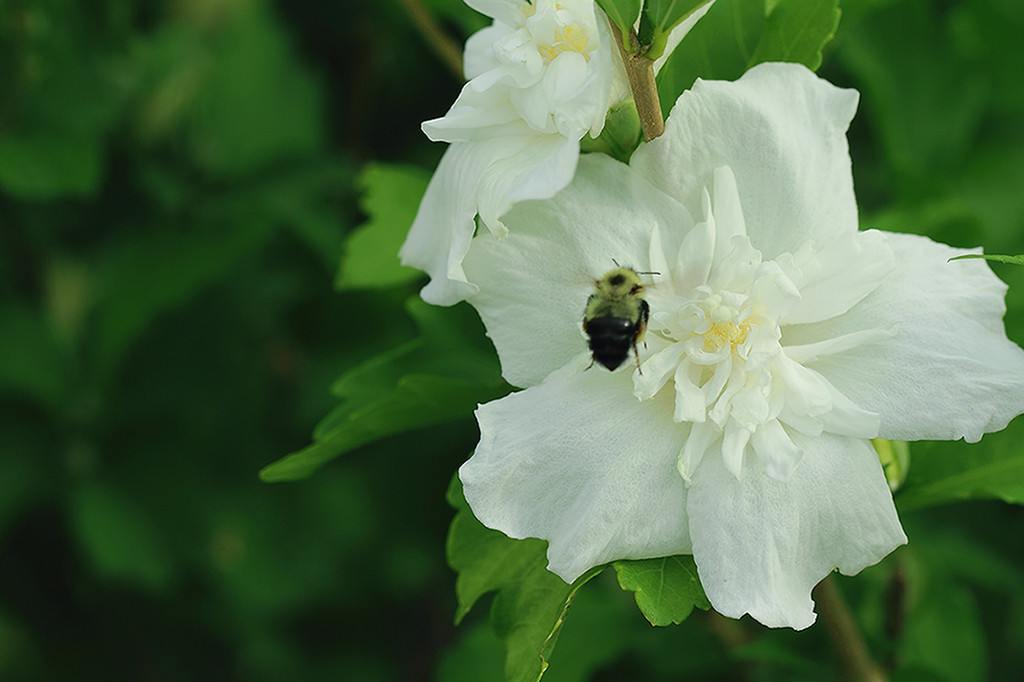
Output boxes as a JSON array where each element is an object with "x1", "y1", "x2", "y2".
[{"x1": 584, "y1": 317, "x2": 637, "y2": 371}]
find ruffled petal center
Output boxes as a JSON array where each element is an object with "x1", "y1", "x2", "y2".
[{"x1": 634, "y1": 166, "x2": 893, "y2": 483}]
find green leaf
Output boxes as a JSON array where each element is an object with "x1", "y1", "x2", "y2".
[
  {"x1": 133, "y1": 4, "x2": 324, "y2": 174},
  {"x1": 595, "y1": 0, "x2": 643, "y2": 48},
  {"x1": 898, "y1": 582, "x2": 987, "y2": 682},
  {"x1": 0, "y1": 304, "x2": 67, "y2": 408},
  {"x1": 446, "y1": 476, "x2": 602, "y2": 682},
  {"x1": 260, "y1": 299, "x2": 507, "y2": 482},
  {"x1": 0, "y1": 131, "x2": 103, "y2": 199},
  {"x1": 579, "y1": 99, "x2": 642, "y2": 162},
  {"x1": 874, "y1": 438, "x2": 911, "y2": 492},
  {"x1": 642, "y1": 0, "x2": 713, "y2": 59},
  {"x1": 0, "y1": 425, "x2": 44, "y2": 540},
  {"x1": 750, "y1": 0, "x2": 840, "y2": 70},
  {"x1": 437, "y1": 623, "x2": 506, "y2": 682},
  {"x1": 656, "y1": 0, "x2": 763, "y2": 111},
  {"x1": 656, "y1": 0, "x2": 840, "y2": 113},
  {"x1": 251, "y1": 160, "x2": 353, "y2": 272},
  {"x1": 948, "y1": 253, "x2": 1024, "y2": 265},
  {"x1": 895, "y1": 423, "x2": 1024, "y2": 511},
  {"x1": 834, "y1": 0, "x2": 989, "y2": 193},
  {"x1": 91, "y1": 219, "x2": 274, "y2": 379},
  {"x1": 337, "y1": 162, "x2": 431, "y2": 290},
  {"x1": 613, "y1": 555, "x2": 709, "y2": 626},
  {"x1": 71, "y1": 484, "x2": 175, "y2": 591}
]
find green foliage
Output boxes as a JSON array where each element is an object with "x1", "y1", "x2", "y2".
[
  {"x1": 4, "y1": 0, "x2": 1024, "y2": 679},
  {"x1": 751, "y1": 0, "x2": 840, "y2": 68},
  {"x1": 447, "y1": 476, "x2": 602, "y2": 682},
  {"x1": 260, "y1": 299, "x2": 507, "y2": 482},
  {"x1": 656, "y1": 0, "x2": 840, "y2": 112},
  {"x1": 0, "y1": 304, "x2": 67, "y2": 408},
  {"x1": 0, "y1": 0, "x2": 118, "y2": 200},
  {"x1": 853, "y1": 511, "x2": 1024, "y2": 682},
  {"x1": 0, "y1": 0, "x2": 473, "y2": 678},
  {"x1": 875, "y1": 438, "x2": 911, "y2": 492},
  {"x1": 580, "y1": 99, "x2": 642, "y2": 162},
  {"x1": 71, "y1": 483, "x2": 176, "y2": 591},
  {"x1": 642, "y1": 0, "x2": 713, "y2": 59},
  {"x1": 949, "y1": 254, "x2": 1024, "y2": 266},
  {"x1": 613, "y1": 555, "x2": 710, "y2": 626},
  {"x1": 337, "y1": 163, "x2": 431, "y2": 290},
  {"x1": 597, "y1": 0, "x2": 713, "y2": 59},
  {"x1": 896, "y1": 423, "x2": 1024, "y2": 511},
  {"x1": 0, "y1": 132, "x2": 103, "y2": 199},
  {"x1": 91, "y1": 218, "x2": 276, "y2": 380},
  {"x1": 595, "y1": 0, "x2": 643, "y2": 48},
  {"x1": 446, "y1": 476, "x2": 711, "y2": 680},
  {"x1": 900, "y1": 583, "x2": 987, "y2": 682},
  {"x1": 833, "y1": 0, "x2": 989, "y2": 199}
]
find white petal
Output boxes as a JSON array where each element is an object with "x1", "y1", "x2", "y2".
[
  {"x1": 709, "y1": 235, "x2": 761, "y2": 294},
  {"x1": 688, "y1": 432, "x2": 906, "y2": 629},
  {"x1": 721, "y1": 422, "x2": 752, "y2": 477},
  {"x1": 422, "y1": 88, "x2": 522, "y2": 142},
  {"x1": 464, "y1": 24, "x2": 512, "y2": 80},
  {"x1": 710, "y1": 166, "x2": 747, "y2": 263},
  {"x1": 647, "y1": 223, "x2": 673, "y2": 289},
  {"x1": 774, "y1": 354, "x2": 880, "y2": 439},
  {"x1": 780, "y1": 230, "x2": 896, "y2": 325},
  {"x1": 540, "y1": 51, "x2": 594, "y2": 136},
  {"x1": 464, "y1": 153, "x2": 693, "y2": 387},
  {"x1": 750, "y1": 419, "x2": 803, "y2": 480},
  {"x1": 749, "y1": 261, "x2": 801, "y2": 322},
  {"x1": 465, "y1": 0, "x2": 525, "y2": 29},
  {"x1": 631, "y1": 62, "x2": 860, "y2": 258},
  {"x1": 400, "y1": 144, "x2": 483, "y2": 305},
  {"x1": 678, "y1": 421, "x2": 719, "y2": 483},
  {"x1": 818, "y1": 389, "x2": 881, "y2": 438},
  {"x1": 462, "y1": 363, "x2": 692, "y2": 583},
  {"x1": 729, "y1": 377, "x2": 771, "y2": 426},
  {"x1": 792, "y1": 232, "x2": 1024, "y2": 443},
  {"x1": 634, "y1": 342, "x2": 685, "y2": 400},
  {"x1": 676, "y1": 216, "x2": 715, "y2": 291},
  {"x1": 403, "y1": 132, "x2": 584, "y2": 306},
  {"x1": 673, "y1": 359, "x2": 707, "y2": 423},
  {"x1": 475, "y1": 131, "x2": 580, "y2": 231},
  {"x1": 783, "y1": 327, "x2": 896, "y2": 364}
]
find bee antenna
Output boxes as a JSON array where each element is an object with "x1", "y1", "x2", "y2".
[{"x1": 608, "y1": 259, "x2": 659, "y2": 277}]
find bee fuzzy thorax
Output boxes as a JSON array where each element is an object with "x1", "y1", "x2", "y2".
[{"x1": 583, "y1": 267, "x2": 651, "y2": 371}]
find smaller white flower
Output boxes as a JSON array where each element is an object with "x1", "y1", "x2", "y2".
[{"x1": 401, "y1": 0, "x2": 627, "y2": 305}]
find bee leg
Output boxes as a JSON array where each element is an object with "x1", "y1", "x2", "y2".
[{"x1": 632, "y1": 343, "x2": 643, "y2": 375}]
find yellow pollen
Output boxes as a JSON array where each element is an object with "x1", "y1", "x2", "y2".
[
  {"x1": 704, "y1": 320, "x2": 750, "y2": 352},
  {"x1": 537, "y1": 23, "x2": 592, "y2": 62}
]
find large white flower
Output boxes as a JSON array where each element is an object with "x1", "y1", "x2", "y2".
[
  {"x1": 400, "y1": 0, "x2": 628, "y2": 305},
  {"x1": 457, "y1": 62, "x2": 1024, "y2": 629}
]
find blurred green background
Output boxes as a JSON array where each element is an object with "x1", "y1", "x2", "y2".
[{"x1": 2, "y1": 0, "x2": 1024, "y2": 680}]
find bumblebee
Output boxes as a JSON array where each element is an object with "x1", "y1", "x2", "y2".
[{"x1": 583, "y1": 266, "x2": 651, "y2": 371}]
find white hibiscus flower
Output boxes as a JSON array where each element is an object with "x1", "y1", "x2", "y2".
[
  {"x1": 400, "y1": 0, "x2": 629, "y2": 305},
  {"x1": 457, "y1": 62, "x2": 1024, "y2": 629}
]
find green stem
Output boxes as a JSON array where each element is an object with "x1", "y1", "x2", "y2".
[
  {"x1": 399, "y1": 0, "x2": 464, "y2": 80},
  {"x1": 607, "y1": 19, "x2": 665, "y2": 141},
  {"x1": 814, "y1": 574, "x2": 887, "y2": 682}
]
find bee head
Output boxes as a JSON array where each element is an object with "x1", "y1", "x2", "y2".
[{"x1": 595, "y1": 267, "x2": 645, "y2": 298}]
